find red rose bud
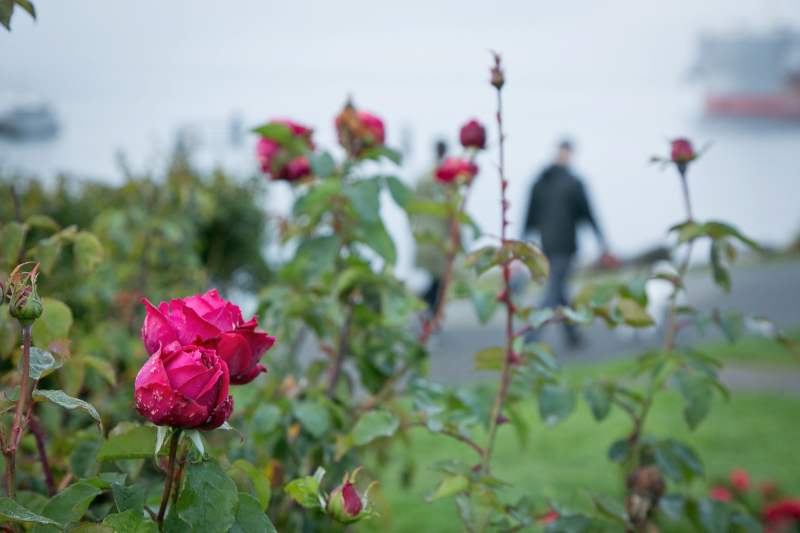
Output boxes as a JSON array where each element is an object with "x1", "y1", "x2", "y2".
[
  {"x1": 459, "y1": 119, "x2": 486, "y2": 150},
  {"x1": 710, "y1": 486, "x2": 732, "y2": 502},
  {"x1": 729, "y1": 469, "x2": 750, "y2": 492},
  {"x1": 256, "y1": 119, "x2": 314, "y2": 182},
  {"x1": 327, "y1": 470, "x2": 374, "y2": 525},
  {"x1": 134, "y1": 341, "x2": 233, "y2": 430},
  {"x1": 7, "y1": 263, "x2": 43, "y2": 326},
  {"x1": 670, "y1": 138, "x2": 696, "y2": 163},
  {"x1": 335, "y1": 100, "x2": 386, "y2": 157},
  {"x1": 435, "y1": 157, "x2": 478, "y2": 184},
  {"x1": 141, "y1": 289, "x2": 275, "y2": 385}
]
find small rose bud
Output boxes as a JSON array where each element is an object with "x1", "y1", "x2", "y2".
[
  {"x1": 670, "y1": 138, "x2": 696, "y2": 163},
  {"x1": 434, "y1": 158, "x2": 478, "y2": 185},
  {"x1": 335, "y1": 99, "x2": 386, "y2": 158},
  {"x1": 490, "y1": 52, "x2": 505, "y2": 89},
  {"x1": 459, "y1": 119, "x2": 486, "y2": 150},
  {"x1": 327, "y1": 469, "x2": 374, "y2": 525},
  {"x1": 8, "y1": 263, "x2": 43, "y2": 326}
]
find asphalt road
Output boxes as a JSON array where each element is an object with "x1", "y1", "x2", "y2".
[{"x1": 427, "y1": 257, "x2": 800, "y2": 390}]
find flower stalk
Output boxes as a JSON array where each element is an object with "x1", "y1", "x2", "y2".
[{"x1": 157, "y1": 429, "x2": 182, "y2": 527}]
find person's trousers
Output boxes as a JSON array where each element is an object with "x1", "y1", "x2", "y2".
[{"x1": 529, "y1": 254, "x2": 579, "y2": 344}]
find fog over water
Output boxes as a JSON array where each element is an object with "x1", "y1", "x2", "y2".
[{"x1": 2, "y1": 0, "x2": 799, "y2": 277}]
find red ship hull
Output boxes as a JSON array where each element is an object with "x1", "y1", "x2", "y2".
[{"x1": 706, "y1": 93, "x2": 800, "y2": 120}]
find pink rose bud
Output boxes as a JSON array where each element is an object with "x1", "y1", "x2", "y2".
[
  {"x1": 141, "y1": 290, "x2": 275, "y2": 385},
  {"x1": 459, "y1": 119, "x2": 486, "y2": 150},
  {"x1": 335, "y1": 100, "x2": 386, "y2": 157},
  {"x1": 256, "y1": 119, "x2": 314, "y2": 182},
  {"x1": 328, "y1": 481, "x2": 365, "y2": 524},
  {"x1": 670, "y1": 138, "x2": 696, "y2": 163},
  {"x1": 134, "y1": 341, "x2": 233, "y2": 430},
  {"x1": 710, "y1": 486, "x2": 732, "y2": 502},
  {"x1": 435, "y1": 157, "x2": 478, "y2": 184},
  {"x1": 729, "y1": 469, "x2": 750, "y2": 492}
]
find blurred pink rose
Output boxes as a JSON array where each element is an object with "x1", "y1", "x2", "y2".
[
  {"x1": 142, "y1": 289, "x2": 275, "y2": 385},
  {"x1": 335, "y1": 104, "x2": 385, "y2": 156},
  {"x1": 670, "y1": 138, "x2": 695, "y2": 163},
  {"x1": 710, "y1": 486, "x2": 732, "y2": 502},
  {"x1": 459, "y1": 119, "x2": 486, "y2": 150},
  {"x1": 764, "y1": 499, "x2": 800, "y2": 533},
  {"x1": 435, "y1": 157, "x2": 478, "y2": 184},
  {"x1": 256, "y1": 119, "x2": 314, "y2": 182},
  {"x1": 729, "y1": 469, "x2": 750, "y2": 492},
  {"x1": 134, "y1": 341, "x2": 233, "y2": 430}
]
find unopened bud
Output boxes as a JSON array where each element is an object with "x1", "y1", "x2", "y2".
[
  {"x1": 490, "y1": 52, "x2": 505, "y2": 89},
  {"x1": 327, "y1": 468, "x2": 375, "y2": 525},
  {"x1": 8, "y1": 263, "x2": 43, "y2": 326}
]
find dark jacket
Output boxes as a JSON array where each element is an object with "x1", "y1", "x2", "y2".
[{"x1": 523, "y1": 164, "x2": 604, "y2": 256}]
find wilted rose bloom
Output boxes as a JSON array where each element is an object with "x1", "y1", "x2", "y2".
[
  {"x1": 670, "y1": 138, "x2": 695, "y2": 163},
  {"x1": 763, "y1": 499, "x2": 800, "y2": 533},
  {"x1": 729, "y1": 469, "x2": 750, "y2": 492},
  {"x1": 328, "y1": 481, "x2": 365, "y2": 524},
  {"x1": 710, "y1": 486, "x2": 732, "y2": 502},
  {"x1": 435, "y1": 157, "x2": 478, "y2": 184},
  {"x1": 142, "y1": 289, "x2": 275, "y2": 385},
  {"x1": 335, "y1": 103, "x2": 385, "y2": 156},
  {"x1": 134, "y1": 341, "x2": 233, "y2": 430},
  {"x1": 459, "y1": 119, "x2": 486, "y2": 150},
  {"x1": 256, "y1": 119, "x2": 314, "y2": 182}
]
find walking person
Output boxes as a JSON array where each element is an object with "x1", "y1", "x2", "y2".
[{"x1": 522, "y1": 139, "x2": 614, "y2": 347}]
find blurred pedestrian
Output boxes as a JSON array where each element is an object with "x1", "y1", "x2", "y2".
[
  {"x1": 413, "y1": 140, "x2": 450, "y2": 313},
  {"x1": 522, "y1": 139, "x2": 615, "y2": 347}
]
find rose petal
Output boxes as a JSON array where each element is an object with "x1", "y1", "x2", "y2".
[{"x1": 141, "y1": 299, "x2": 179, "y2": 355}]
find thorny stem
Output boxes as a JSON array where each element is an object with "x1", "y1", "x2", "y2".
[
  {"x1": 4, "y1": 325, "x2": 33, "y2": 498},
  {"x1": 411, "y1": 422, "x2": 485, "y2": 457},
  {"x1": 157, "y1": 430, "x2": 182, "y2": 527},
  {"x1": 29, "y1": 416, "x2": 55, "y2": 496},
  {"x1": 482, "y1": 56, "x2": 513, "y2": 474},
  {"x1": 326, "y1": 301, "x2": 355, "y2": 398},
  {"x1": 629, "y1": 166, "x2": 696, "y2": 458}
]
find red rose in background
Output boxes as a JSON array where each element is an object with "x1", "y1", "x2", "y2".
[
  {"x1": 435, "y1": 157, "x2": 478, "y2": 184},
  {"x1": 459, "y1": 119, "x2": 486, "y2": 150},
  {"x1": 142, "y1": 289, "x2": 275, "y2": 385},
  {"x1": 763, "y1": 499, "x2": 800, "y2": 533},
  {"x1": 670, "y1": 138, "x2": 696, "y2": 163},
  {"x1": 256, "y1": 119, "x2": 314, "y2": 182},
  {"x1": 710, "y1": 486, "x2": 732, "y2": 502},
  {"x1": 335, "y1": 102, "x2": 385, "y2": 157},
  {"x1": 730, "y1": 469, "x2": 751, "y2": 492},
  {"x1": 134, "y1": 341, "x2": 233, "y2": 430}
]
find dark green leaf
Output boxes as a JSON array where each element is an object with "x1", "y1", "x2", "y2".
[
  {"x1": 653, "y1": 439, "x2": 704, "y2": 483},
  {"x1": 31, "y1": 482, "x2": 103, "y2": 533},
  {"x1": 27, "y1": 347, "x2": 62, "y2": 380},
  {"x1": 176, "y1": 460, "x2": 238, "y2": 532},
  {"x1": 230, "y1": 493, "x2": 276, "y2": 533},
  {"x1": 73, "y1": 231, "x2": 103, "y2": 275},
  {"x1": 34, "y1": 389, "x2": 102, "y2": 430},
  {"x1": 357, "y1": 220, "x2": 396, "y2": 264},
  {"x1": 96, "y1": 426, "x2": 157, "y2": 461},
  {"x1": 0, "y1": 497, "x2": 61, "y2": 526},
  {"x1": 699, "y1": 498, "x2": 731, "y2": 533},
  {"x1": 344, "y1": 178, "x2": 381, "y2": 224},
  {"x1": 112, "y1": 482, "x2": 146, "y2": 514},
  {"x1": 608, "y1": 439, "x2": 631, "y2": 463},
  {"x1": 351, "y1": 409, "x2": 399, "y2": 446},
  {"x1": 538, "y1": 384, "x2": 575, "y2": 427},
  {"x1": 385, "y1": 175, "x2": 412, "y2": 208},
  {"x1": 0, "y1": 221, "x2": 26, "y2": 265},
  {"x1": 659, "y1": 494, "x2": 686, "y2": 522},
  {"x1": 583, "y1": 382, "x2": 612, "y2": 421},
  {"x1": 293, "y1": 401, "x2": 331, "y2": 439},
  {"x1": 102, "y1": 510, "x2": 158, "y2": 533},
  {"x1": 309, "y1": 152, "x2": 335, "y2": 178},
  {"x1": 675, "y1": 370, "x2": 712, "y2": 430},
  {"x1": 466, "y1": 246, "x2": 500, "y2": 276},
  {"x1": 227, "y1": 460, "x2": 271, "y2": 511}
]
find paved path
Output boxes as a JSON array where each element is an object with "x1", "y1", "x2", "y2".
[{"x1": 427, "y1": 258, "x2": 800, "y2": 392}]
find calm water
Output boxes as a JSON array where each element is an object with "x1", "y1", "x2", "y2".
[{"x1": 1, "y1": 1, "x2": 799, "y2": 278}]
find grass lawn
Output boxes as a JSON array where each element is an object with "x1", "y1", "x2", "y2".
[{"x1": 359, "y1": 336, "x2": 800, "y2": 532}]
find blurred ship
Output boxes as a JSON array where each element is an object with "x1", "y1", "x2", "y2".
[
  {"x1": 0, "y1": 93, "x2": 59, "y2": 141},
  {"x1": 693, "y1": 28, "x2": 800, "y2": 120}
]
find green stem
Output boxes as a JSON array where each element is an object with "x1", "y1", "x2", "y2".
[
  {"x1": 157, "y1": 430, "x2": 182, "y2": 527},
  {"x1": 4, "y1": 324, "x2": 33, "y2": 498}
]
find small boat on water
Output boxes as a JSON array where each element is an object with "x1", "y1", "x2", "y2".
[
  {"x1": 693, "y1": 27, "x2": 800, "y2": 121},
  {"x1": 0, "y1": 102, "x2": 59, "y2": 140}
]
